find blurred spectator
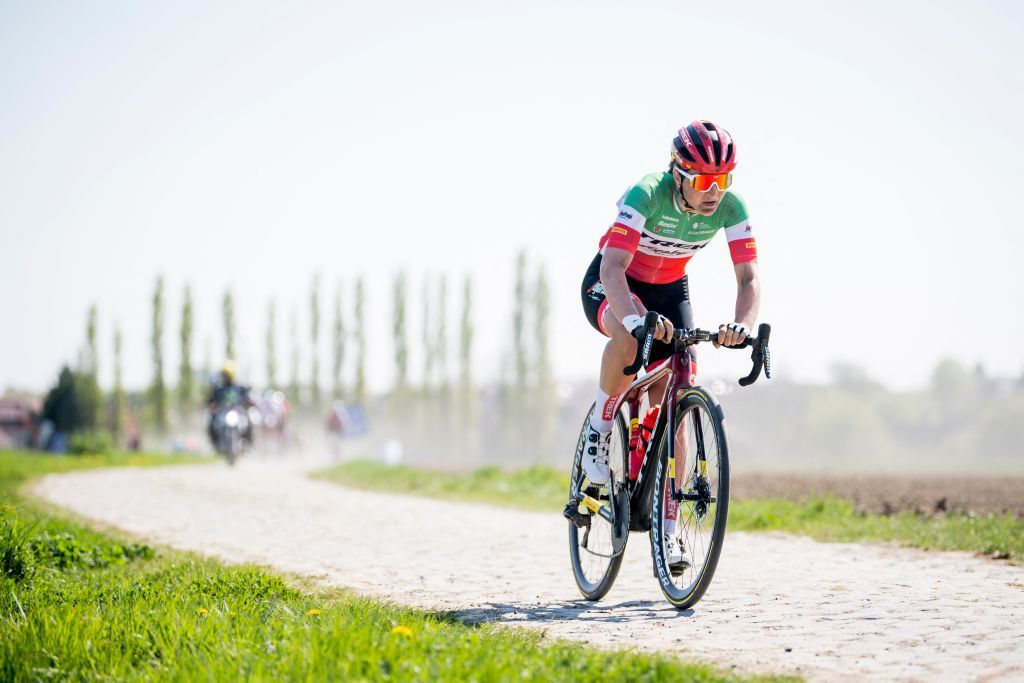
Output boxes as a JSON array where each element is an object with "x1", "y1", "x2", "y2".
[{"x1": 0, "y1": 395, "x2": 41, "y2": 448}]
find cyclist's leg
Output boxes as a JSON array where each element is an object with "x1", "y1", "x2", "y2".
[
  {"x1": 581, "y1": 256, "x2": 647, "y2": 482},
  {"x1": 673, "y1": 282, "x2": 695, "y2": 493},
  {"x1": 598, "y1": 301, "x2": 647, "y2": 396},
  {"x1": 638, "y1": 277, "x2": 694, "y2": 535},
  {"x1": 582, "y1": 256, "x2": 647, "y2": 427},
  {"x1": 643, "y1": 275, "x2": 694, "y2": 412}
]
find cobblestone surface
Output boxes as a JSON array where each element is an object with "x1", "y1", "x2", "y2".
[{"x1": 34, "y1": 460, "x2": 1024, "y2": 682}]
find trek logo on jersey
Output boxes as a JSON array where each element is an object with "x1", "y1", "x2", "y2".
[
  {"x1": 646, "y1": 237, "x2": 707, "y2": 250},
  {"x1": 637, "y1": 235, "x2": 711, "y2": 258}
]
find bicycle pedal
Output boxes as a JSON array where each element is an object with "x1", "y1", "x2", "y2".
[
  {"x1": 670, "y1": 559, "x2": 690, "y2": 577},
  {"x1": 563, "y1": 502, "x2": 590, "y2": 528}
]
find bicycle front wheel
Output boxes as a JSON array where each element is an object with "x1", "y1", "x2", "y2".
[
  {"x1": 568, "y1": 404, "x2": 629, "y2": 601},
  {"x1": 650, "y1": 387, "x2": 730, "y2": 609}
]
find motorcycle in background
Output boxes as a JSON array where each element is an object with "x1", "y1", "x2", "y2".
[{"x1": 210, "y1": 400, "x2": 251, "y2": 465}]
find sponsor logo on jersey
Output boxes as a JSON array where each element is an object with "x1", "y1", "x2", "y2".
[
  {"x1": 610, "y1": 227, "x2": 628, "y2": 236},
  {"x1": 659, "y1": 215, "x2": 679, "y2": 223},
  {"x1": 637, "y1": 235, "x2": 711, "y2": 258},
  {"x1": 646, "y1": 237, "x2": 706, "y2": 250},
  {"x1": 656, "y1": 221, "x2": 677, "y2": 229},
  {"x1": 587, "y1": 282, "x2": 606, "y2": 300},
  {"x1": 617, "y1": 210, "x2": 634, "y2": 220}
]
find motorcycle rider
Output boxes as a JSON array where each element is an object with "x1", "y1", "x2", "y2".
[{"x1": 205, "y1": 361, "x2": 255, "y2": 449}]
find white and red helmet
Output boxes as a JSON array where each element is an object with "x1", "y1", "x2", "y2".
[{"x1": 672, "y1": 120, "x2": 737, "y2": 174}]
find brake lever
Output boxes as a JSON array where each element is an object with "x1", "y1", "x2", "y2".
[{"x1": 738, "y1": 323, "x2": 772, "y2": 386}]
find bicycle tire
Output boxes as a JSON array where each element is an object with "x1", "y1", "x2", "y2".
[
  {"x1": 649, "y1": 387, "x2": 730, "y2": 609},
  {"x1": 568, "y1": 404, "x2": 629, "y2": 601}
]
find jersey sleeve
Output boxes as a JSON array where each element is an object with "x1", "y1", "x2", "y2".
[
  {"x1": 600, "y1": 180, "x2": 656, "y2": 253},
  {"x1": 719, "y1": 192, "x2": 758, "y2": 264}
]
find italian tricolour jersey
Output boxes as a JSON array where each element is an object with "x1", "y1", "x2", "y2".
[{"x1": 598, "y1": 172, "x2": 757, "y2": 285}]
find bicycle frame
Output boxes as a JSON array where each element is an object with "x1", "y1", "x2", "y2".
[
  {"x1": 570, "y1": 321, "x2": 770, "y2": 532},
  {"x1": 571, "y1": 347, "x2": 696, "y2": 533},
  {"x1": 619, "y1": 348, "x2": 698, "y2": 532}
]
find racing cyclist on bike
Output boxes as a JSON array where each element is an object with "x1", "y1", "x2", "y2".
[{"x1": 580, "y1": 120, "x2": 762, "y2": 568}]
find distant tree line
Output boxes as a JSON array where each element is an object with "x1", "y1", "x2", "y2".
[{"x1": 38, "y1": 250, "x2": 558, "y2": 459}]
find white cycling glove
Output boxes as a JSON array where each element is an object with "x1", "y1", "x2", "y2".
[
  {"x1": 725, "y1": 322, "x2": 749, "y2": 337},
  {"x1": 622, "y1": 315, "x2": 644, "y2": 334}
]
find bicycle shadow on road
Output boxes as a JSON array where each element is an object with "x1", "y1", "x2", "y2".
[{"x1": 441, "y1": 600, "x2": 695, "y2": 627}]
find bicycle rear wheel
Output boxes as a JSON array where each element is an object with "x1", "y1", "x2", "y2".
[
  {"x1": 650, "y1": 387, "x2": 730, "y2": 609},
  {"x1": 567, "y1": 404, "x2": 629, "y2": 601}
]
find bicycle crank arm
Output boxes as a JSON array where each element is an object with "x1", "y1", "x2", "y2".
[{"x1": 579, "y1": 494, "x2": 615, "y2": 523}]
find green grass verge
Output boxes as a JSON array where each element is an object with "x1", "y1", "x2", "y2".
[
  {"x1": 1, "y1": 450, "x2": 788, "y2": 682},
  {"x1": 3, "y1": 450, "x2": 209, "y2": 493},
  {"x1": 313, "y1": 459, "x2": 567, "y2": 512},
  {"x1": 315, "y1": 460, "x2": 1024, "y2": 562},
  {"x1": 728, "y1": 497, "x2": 1024, "y2": 559}
]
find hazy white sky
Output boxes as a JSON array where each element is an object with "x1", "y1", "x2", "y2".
[{"x1": 2, "y1": 0, "x2": 1023, "y2": 394}]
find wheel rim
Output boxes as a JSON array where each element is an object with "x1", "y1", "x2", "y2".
[
  {"x1": 657, "y1": 397, "x2": 725, "y2": 602},
  {"x1": 569, "y1": 408, "x2": 628, "y2": 594}
]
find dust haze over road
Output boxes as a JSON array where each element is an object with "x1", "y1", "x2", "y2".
[{"x1": 34, "y1": 459, "x2": 1024, "y2": 682}]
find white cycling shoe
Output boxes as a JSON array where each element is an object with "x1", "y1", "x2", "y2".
[{"x1": 582, "y1": 425, "x2": 611, "y2": 485}]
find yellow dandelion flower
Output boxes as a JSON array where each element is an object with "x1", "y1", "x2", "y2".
[
  {"x1": 306, "y1": 608, "x2": 322, "y2": 616},
  {"x1": 391, "y1": 625, "x2": 413, "y2": 637},
  {"x1": 197, "y1": 608, "x2": 208, "y2": 617}
]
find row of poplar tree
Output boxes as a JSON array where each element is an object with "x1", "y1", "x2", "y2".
[{"x1": 60, "y1": 251, "x2": 558, "y2": 453}]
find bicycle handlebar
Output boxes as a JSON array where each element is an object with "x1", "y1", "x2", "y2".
[{"x1": 623, "y1": 315, "x2": 772, "y2": 386}]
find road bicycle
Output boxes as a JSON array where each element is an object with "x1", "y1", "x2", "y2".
[{"x1": 565, "y1": 311, "x2": 771, "y2": 608}]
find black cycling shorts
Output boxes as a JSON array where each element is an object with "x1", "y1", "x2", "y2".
[{"x1": 580, "y1": 253, "x2": 694, "y2": 366}]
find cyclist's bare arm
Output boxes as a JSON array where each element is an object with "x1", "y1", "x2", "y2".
[
  {"x1": 600, "y1": 247, "x2": 672, "y2": 341},
  {"x1": 718, "y1": 261, "x2": 761, "y2": 347},
  {"x1": 598, "y1": 247, "x2": 639, "y2": 327},
  {"x1": 733, "y1": 261, "x2": 761, "y2": 328}
]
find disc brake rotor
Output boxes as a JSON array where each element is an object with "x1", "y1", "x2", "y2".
[{"x1": 693, "y1": 475, "x2": 712, "y2": 521}]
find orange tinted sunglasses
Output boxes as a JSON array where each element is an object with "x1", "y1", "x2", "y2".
[{"x1": 676, "y1": 166, "x2": 733, "y2": 192}]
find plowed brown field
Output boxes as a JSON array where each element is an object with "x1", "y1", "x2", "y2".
[{"x1": 732, "y1": 473, "x2": 1024, "y2": 518}]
